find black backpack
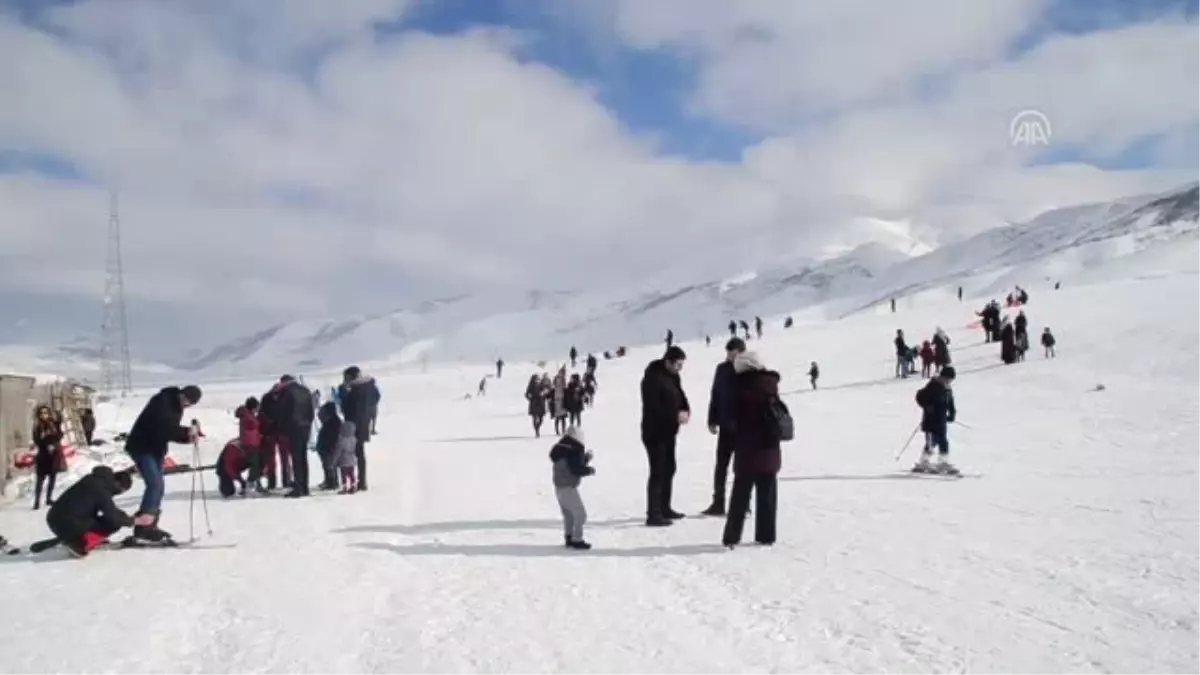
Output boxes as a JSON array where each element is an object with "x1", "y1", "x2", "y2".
[{"x1": 766, "y1": 395, "x2": 795, "y2": 442}]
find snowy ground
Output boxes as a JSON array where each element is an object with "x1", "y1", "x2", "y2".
[{"x1": 0, "y1": 273, "x2": 1196, "y2": 673}]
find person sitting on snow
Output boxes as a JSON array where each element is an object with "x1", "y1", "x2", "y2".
[{"x1": 44, "y1": 466, "x2": 135, "y2": 557}]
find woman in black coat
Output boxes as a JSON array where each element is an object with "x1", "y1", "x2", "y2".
[
  {"x1": 31, "y1": 406, "x2": 63, "y2": 510},
  {"x1": 722, "y1": 352, "x2": 782, "y2": 548},
  {"x1": 1000, "y1": 321, "x2": 1017, "y2": 365},
  {"x1": 525, "y1": 375, "x2": 548, "y2": 437}
]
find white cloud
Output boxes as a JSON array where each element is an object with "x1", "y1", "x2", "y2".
[{"x1": 0, "y1": 0, "x2": 1195, "y2": 353}]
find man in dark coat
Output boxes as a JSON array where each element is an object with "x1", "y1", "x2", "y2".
[
  {"x1": 721, "y1": 351, "x2": 782, "y2": 548},
  {"x1": 894, "y1": 329, "x2": 909, "y2": 378},
  {"x1": 44, "y1": 466, "x2": 135, "y2": 557},
  {"x1": 932, "y1": 330, "x2": 951, "y2": 372},
  {"x1": 277, "y1": 375, "x2": 315, "y2": 498},
  {"x1": 702, "y1": 337, "x2": 745, "y2": 516},
  {"x1": 914, "y1": 366, "x2": 957, "y2": 473},
  {"x1": 257, "y1": 383, "x2": 288, "y2": 489},
  {"x1": 640, "y1": 346, "x2": 691, "y2": 526},
  {"x1": 341, "y1": 366, "x2": 378, "y2": 491},
  {"x1": 1000, "y1": 320, "x2": 1017, "y2": 364},
  {"x1": 79, "y1": 408, "x2": 97, "y2": 445},
  {"x1": 125, "y1": 385, "x2": 201, "y2": 542}
]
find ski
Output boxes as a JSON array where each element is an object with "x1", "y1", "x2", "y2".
[
  {"x1": 116, "y1": 536, "x2": 234, "y2": 550},
  {"x1": 903, "y1": 470, "x2": 980, "y2": 479}
]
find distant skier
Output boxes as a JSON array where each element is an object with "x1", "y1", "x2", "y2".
[
  {"x1": 1041, "y1": 327, "x2": 1057, "y2": 358},
  {"x1": 957, "y1": 286, "x2": 963, "y2": 302},
  {"x1": 913, "y1": 366, "x2": 958, "y2": 475},
  {"x1": 665, "y1": 330, "x2": 674, "y2": 348},
  {"x1": 728, "y1": 320, "x2": 737, "y2": 337},
  {"x1": 1014, "y1": 310, "x2": 1028, "y2": 342},
  {"x1": 784, "y1": 316, "x2": 793, "y2": 329},
  {"x1": 808, "y1": 361, "x2": 819, "y2": 390},
  {"x1": 478, "y1": 377, "x2": 488, "y2": 397},
  {"x1": 705, "y1": 335, "x2": 711, "y2": 347},
  {"x1": 890, "y1": 298, "x2": 896, "y2": 313},
  {"x1": 739, "y1": 320, "x2": 751, "y2": 340},
  {"x1": 496, "y1": 358, "x2": 504, "y2": 379},
  {"x1": 125, "y1": 385, "x2": 202, "y2": 543},
  {"x1": 582, "y1": 370, "x2": 597, "y2": 408},
  {"x1": 552, "y1": 368, "x2": 569, "y2": 436},
  {"x1": 550, "y1": 426, "x2": 594, "y2": 550},
  {"x1": 43, "y1": 466, "x2": 135, "y2": 557},
  {"x1": 754, "y1": 316, "x2": 763, "y2": 339},
  {"x1": 640, "y1": 346, "x2": 691, "y2": 527},
  {"x1": 569, "y1": 346, "x2": 578, "y2": 368},
  {"x1": 894, "y1": 330, "x2": 909, "y2": 378}
]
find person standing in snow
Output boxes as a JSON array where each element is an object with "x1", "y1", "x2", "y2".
[
  {"x1": 550, "y1": 426, "x2": 595, "y2": 550},
  {"x1": 754, "y1": 316, "x2": 763, "y2": 339},
  {"x1": 565, "y1": 373, "x2": 585, "y2": 428},
  {"x1": 702, "y1": 337, "x2": 745, "y2": 517},
  {"x1": 314, "y1": 401, "x2": 341, "y2": 490},
  {"x1": 496, "y1": 358, "x2": 504, "y2": 379},
  {"x1": 913, "y1": 366, "x2": 958, "y2": 474},
  {"x1": 257, "y1": 382, "x2": 288, "y2": 490},
  {"x1": 721, "y1": 351, "x2": 783, "y2": 549},
  {"x1": 665, "y1": 329, "x2": 674, "y2": 348},
  {"x1": 585, "y1": 352, "x2": 597, "y2": 374},
  {"x1": 919, "y1": 341, "x2": 936, "y2": 379},
  {"x1": 932, "y1": 328, "x2": 951, "y2": 374},
  {"x1": 124, "y1": 385, "x2": 202, "y2": 543},
  {"x1": 44, "y1": 466, "x2": 135, "y2": 557},
  {"x1": 808, "y1": 361, "x2": 819, "y2": 390},
  {"x1": 340, "y1": 366, "x2": 377, "y2": 491},
  {"x1": 478, "y1": 377, "x2": 488, "y2": 397},
  {"x1": 739, "y1": 320, "x2": 751, "y2": 340},
  {"x1": 552, "y1": 368, "x2": 569, "y2": 436},
  {"x1": 1000, "y1": 319, "x2": 1017, "y2": 365},
  {"x1": 640, "y1": 345, "x2": 691, "y2": 527},
  {"x1": 1041, "y1": 327, "x2": 1057, "y2": 358},
  {"x1": 525, "y1": 374, "x2": 548, "y2": 437},
  {"x1": 332, "y1": 420, "x2": 360, "y2": 494},
  {"x1": 894, "y1": 330, "x2": 909, "y2": 378},
  {"x1": 277, "y1": 375, "x2": 315, "y2": 498},
  {"x1": 79, "y1": 408, "x2": 96, "y2": 446},
  {"x1": 31, "y1": 406, "x2": 63, "y2": 510},
  {"x1": 582, "y1": 370, "x2": 597, "y2": 408},
  {"x1": 569, "y1": 346, "x2": 578, "y2": 368},
  {"x1": 728, "y1": 319, "x2": 737, "y2": 338}
]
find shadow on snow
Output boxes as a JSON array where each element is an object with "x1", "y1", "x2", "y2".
[
  {"x1": 426, "y1": 435, "x2": 534, "y2": 443},
  {"x1": 350, "y1": 541, "x2": 727, "y2": 558},
  {"x1": 333, "y1": 517, "x2": 644, "y2": 536}
]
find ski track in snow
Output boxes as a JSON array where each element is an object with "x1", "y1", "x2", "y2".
[{"x1": 1, "y1": 273, "x2": 1197, "y2": 673}]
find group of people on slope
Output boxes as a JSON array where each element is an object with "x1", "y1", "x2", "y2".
[
  {"x1": 525, "y1": 367, "x2": 595, "y2": 438},
  {"x1": 23, "y1": 405, "x2": 98, "y2": 511},
  {"x1": 893, "y1": 327, "x2": 953, "y2": 379},
  {"x1": 217, "y1": 367, "x2": 380, "y2": 498}
]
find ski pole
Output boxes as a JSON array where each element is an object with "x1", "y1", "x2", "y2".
[
  {"x1": 954, "y1": 420, "x2": 974, "y2": 430},
  {"x1": 192, "y1": 438, "x2": 213, "y2": 537},
  {"x1": 894, "y1": 424, "x2": 921, "y2": 462}
]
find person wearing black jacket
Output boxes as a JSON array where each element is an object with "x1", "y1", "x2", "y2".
[
  {"x1": 31, "y1": 406, "x2": 63, "y2": 510},
  {"x1": 702, "y1": 338, "x2": 745, "y2": 516},
  {"x1": 722, "y1": 351, "x2": 782, "y2": 549},
  {"x1": 43, "y1": 465, "x2": 135, "y2": 557},
  {"x1": 125, "y1": 385, "x2": 201, "y2": 542},
  {"x1": 257, "y1": 383, "x2": 288, "y2": 489},
  {"x1": 894, "y1": 329, "x2": 909, "y2": 378},
  {"x1": 640, "y1": 346, "x2": 691, "y2": 526},
  {"x1": 277, "y1": 375, "x2": 315, "y2": 498},
  {"x1": 79, "y1": 408, "x2": 96, "y2": 445},
  {"x1": 314, "y1": 402, "x2": 342, "y2": 490},
  {"x1": 341, "y1": 366, "x2": 379, "y2": 491},
  {"x1": 914, "y1": 366, "x2": 957, "y2": 474}
]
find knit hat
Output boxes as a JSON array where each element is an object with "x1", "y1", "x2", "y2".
[
  {"x1": 181, "y1": 385, "x2": 202, "y2": 404},
  {"x1": 733, "y1": 350, "x2": 766, "y2": 373},
  {"x1": 664, "y1": 345, "x2": 687, "y2": 362},
  {"x1": 343, "y1": 366, "x2": 361, "y2": 382},
  {"x1": 725, "y1": 337, "x2": 746, "y2": 352},
  {"x1": 940, "y1": 366, "x2": 956, "y2": 380},
  {"x1": 565, "y1": 425, "x2": 585, "y2": 445}
]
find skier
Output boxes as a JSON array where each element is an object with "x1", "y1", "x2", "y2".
[
  {"x1": 525, "y1": 374, "x2": 548, "y2": 438},
  {"x1": 957, "y1": 286, "x2": 963, "y2": 302},
  {"x1": 478, "y1": 377, "x2": 488, "y2": 397},
  {"x1": 894, "y1": 330, "x2": 909, "y2": 378},
  {"x1": 44, "y1": 465, "x2": 135, "y2": 557},
  {"x1": 496, "y1": 358, "x2": 504, "y2": 379},
  {"x1": 808, "y1": 361, "x2": 819, "y2": 390},
  {"x1": 890, "y1": 298, "x2": 896, "y2": 313},
  {"x1": 278, "y1": 375, "x2": 315, "y2": 498},
  {"x1": 125, "y1": 385, "x2": 201, "y2": 543},
  {"x1": 702, "y1": 337, "x2": 745, "y2": 517},
  {"x1": 665, "y1": 330, "x2": 674, "y2": 348},
  {"x1": 314, "y1": 401, "x2": 341, "y2": 490},
  {"x1": 754, "y1": 316, "x2": 763, "y2": 339},
  {"x1": 31, "y1": 405, "x2": 63, "y2": 510},
  {"x1": 721, "y1": 351, "x2": 783, "y2": 549},
  {"x1": 913, "y1": 365, "x2": 958, "y2": 475},
  {"x1": 640, "y1": 346, "x2": 690, "y2": 527},
  {"x1": 1041, "y1": 327, "x2": 1057, "y2": 358},
  {"x1": 569, "y1": 346, "x2": 578, "y2": 368},
  {"x1": 550, "y1": 425, "x2": 595, "y2": 550},
  {"x1": 340, "y1": 366, "x2": 377, "y2": 491},
  {"x1": 705, "y1": 335, "x2": 711, "y2": 347}
]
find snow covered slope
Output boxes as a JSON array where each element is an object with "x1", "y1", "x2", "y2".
[
  {"x1": 171, "y1": 183, "x2": 1198, "y2": 377},
  {"x1": 0, "y1": 266, "x2": 1195, "y2": 672}
]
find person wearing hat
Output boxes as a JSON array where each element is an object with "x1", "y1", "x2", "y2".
[
  {"x1": 913, "y1": 366, "x2": 958, "y2": 474},
  {"x1": 339, "y1": 366, "x2": 379, "y2": 491},
  {"x1": 640, "y1": 345, "x2": 691, "y2": 526},
  {"x1": 701, "y1": 337, "x2": 746, "y2": 516},
  {"x1": 124, "y1": 385, "x2": 202, "y2": 543}
]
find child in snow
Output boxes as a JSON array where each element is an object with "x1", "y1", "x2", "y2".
[
  {"x1": 919, "y1": 341, "x2": 935, "y2": 378},
  {"x1": 1041, "y1": 327, "x2": 1056, "y2": 358},
  {"x1": 549, "y1": 426, "x2": 594, "y2": 550},
  {"x1": 914, "y1": 366, "x2": 958, "y2": 475},
  {"x1": 314, "y1": 401, "x2": 342, "y2": 490},
  {"x1": 332, "y1": 420, "x2": 360, "y2": 494},
  {"x1": 807, "y1": 361, "x2": 819, "y2": 390}
]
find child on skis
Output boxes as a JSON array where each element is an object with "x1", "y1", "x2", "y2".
[
  {"x1": 332, "y1": 420, "x2": 360, "y2": 494},
  {"x1": 914, "y1": 365, "x2": 958, "y2": 475},
  {"x1": 549, "y1": 426, "x2": 594, "y2": 550}
]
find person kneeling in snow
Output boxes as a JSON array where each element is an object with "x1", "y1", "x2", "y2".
[
  {"x1": 914, "y1": 366, "x2": 958, "y2": 474},
  {"x1": 550, "y1": 426, "x2": 594, "y2": 550},
  {"x1": 45, "y1": 466, "x2": 135, "y2": 558},
  {"x1": 216, "y1": 440, "x2": 253, "y2": 498}
]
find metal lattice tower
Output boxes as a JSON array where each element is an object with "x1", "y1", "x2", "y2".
[{"x1": 100, "y1": 191, "x2": 133, "y2": 397}]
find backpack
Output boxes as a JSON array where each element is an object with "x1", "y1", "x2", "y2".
[{"x1": 767, "y1": 395, "x2": 795, "y2": 442}]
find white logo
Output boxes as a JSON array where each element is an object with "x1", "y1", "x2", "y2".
[{"x1": 1010, "y1": 109, "x2": 1051, "y2": 146}]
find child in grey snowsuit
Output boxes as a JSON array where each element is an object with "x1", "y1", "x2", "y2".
[
  {"x1": 549, "y1": 426, "x2": 594, "y2": 550},
  {"x1": 332, "y1": 420, "x2": 359, "y2": 494}
]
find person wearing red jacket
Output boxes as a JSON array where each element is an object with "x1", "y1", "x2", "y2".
[
  {"x1": 919, "y1": 341, "x2": 936, "y2": 378},
  {"x1": 217, "y1": 397, "x2": 262, "y2": 497}
]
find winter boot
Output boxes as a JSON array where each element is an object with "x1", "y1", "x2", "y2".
[
  {"x1": 132, "y1": 511, "x2": 172, "y2": 544},
  {"x1": 666, "y1": 509, "x2": 686, "y2": 520},
  {"x1": 935, "y1": 455, "x2": 960, "y2": 475},
  {"x1": 645, "y1": 515, "x2": 673, "y2": 527},
  {"x1": 566, "y1": 539, "x2": 592, "y2": 550},
  {"x1": 701, "y1": 502, "x2": 726, "y2": 517},
  {"x1": 912, "y1": 453, "x2": 934, "y2": 473}
]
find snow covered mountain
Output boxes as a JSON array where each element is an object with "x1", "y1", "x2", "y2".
[{"x1": 3, "y1": 183, "x2": 1195, "y2": 382}]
